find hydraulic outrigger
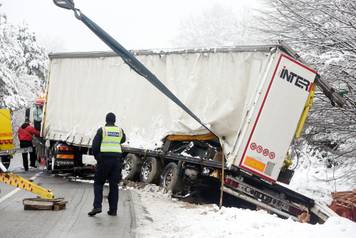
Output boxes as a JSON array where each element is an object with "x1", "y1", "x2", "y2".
[
  {"x1": 0, "y1": 165, "x2": 54, "y2": 199},
  {"x1": 0, "y1": 109, "x2": 55, "y2": 201},
  {"x1": 0, "y1": 162, "x2": 67, "y2": 210}
]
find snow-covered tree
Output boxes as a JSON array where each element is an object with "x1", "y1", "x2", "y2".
[
  {"x1": 0, "y1": 8, "x2": 48, "y2": 109},
  {"x1": 257, "y1": 0, "x2": 356, "y2": 184},
  {"x1": 173, "y1": 4, "x2": 260, "y2": 48}
]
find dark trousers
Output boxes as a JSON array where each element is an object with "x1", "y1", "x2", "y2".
[
  {"x1": 93, "y1": 156, "x2": 122, "y2": 212},
  {"x1": 34, "y1": 120, "x2": 41, "y2": 132},
  {"x1": 20, "y1": 140, "x2": 36, "y2": 171}
]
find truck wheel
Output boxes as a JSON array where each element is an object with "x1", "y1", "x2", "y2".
[
  {"x1": 122, "y1": 153, "x2": 141, "y2": 180},
  {"x1": 0, "y1": 155, "x2": 11, "y2": 169},
  {"x1": 45, "y1": 146, "x2": 54, "y2": 172},
  {"x1": 160, "y1": 162, "x2": 183, "y2": 193},
  {"x1": 140, "y1": 157, "x2": 162, "y2": 184}
]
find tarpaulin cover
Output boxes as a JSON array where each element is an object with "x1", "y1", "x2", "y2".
[{"x1": 43, "y1": 47, "x2": 274, "y2": 166}]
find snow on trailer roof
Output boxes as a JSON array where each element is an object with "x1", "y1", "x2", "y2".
[
  {"x1": 44, "y1": 43, "x2": 318, "y2": 169},
  {"x1": 48, "y1": 44, "x2": 302, "y2": 60}
]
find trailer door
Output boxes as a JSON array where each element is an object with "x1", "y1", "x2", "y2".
[{"x1": 233, "y1": 52, "x2": 317, "y2": 182}]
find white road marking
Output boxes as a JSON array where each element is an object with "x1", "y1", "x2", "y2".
[
  {"x1": 0, "y1": 172, "x2": 42, "y2": 204},
  {"x1": 0, "y1": 188, "x2": 21, "y2": 203}
]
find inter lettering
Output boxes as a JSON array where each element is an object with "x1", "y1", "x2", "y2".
[{"x1": 280, "y1": 67, "x2": 310, "y2": 92}]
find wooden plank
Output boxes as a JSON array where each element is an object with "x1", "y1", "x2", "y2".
[{"x1": 23, "y1": 198, "x2": 67, "y2": 211}]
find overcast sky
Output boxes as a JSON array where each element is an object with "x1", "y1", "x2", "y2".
[{"x1": 0, "y1": 0, "x2": 262, "y2": 52}]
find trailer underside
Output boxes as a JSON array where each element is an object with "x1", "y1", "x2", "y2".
[{"x1": 43, "y1": 140, "x2": 336, "y2": 224}]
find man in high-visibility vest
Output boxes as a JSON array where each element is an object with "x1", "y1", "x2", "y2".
[{"x1": 88, "y1": 112, "x2": 126, "y2": 217}]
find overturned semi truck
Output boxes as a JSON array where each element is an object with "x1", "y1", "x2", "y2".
[{"x1": 42, "y1": 45, "x2": 336, "y2": 223}]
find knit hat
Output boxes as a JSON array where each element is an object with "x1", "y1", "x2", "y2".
[{"x1": 105, "y1": 112, "x2": 116, "y2": 124}]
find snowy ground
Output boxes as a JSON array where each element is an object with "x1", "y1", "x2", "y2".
[
  {"x1": 128, "y1": 184, "x2": 356, "y2": 238},
  {"x1": 7, "y1": 155, "x2": 356, "y2": 237},
  {"x1": 65, "y1": 176, "x2": 355, "y2": 238},
  {"x1": 287, "y1": 154, "x2": 356, "y2": 205}
]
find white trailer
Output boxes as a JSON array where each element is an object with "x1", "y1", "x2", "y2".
[{"x1": 42, "y1": 45, "x2": 332, "y2": 222}]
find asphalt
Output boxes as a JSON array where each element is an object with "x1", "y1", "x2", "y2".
[{"x1": 0, "y1": 156, "x2": 137, "y2": 238}]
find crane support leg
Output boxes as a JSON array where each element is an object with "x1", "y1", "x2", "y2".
[{"x1": 0, "y1": 172, "x2": 54, "y2": 199}]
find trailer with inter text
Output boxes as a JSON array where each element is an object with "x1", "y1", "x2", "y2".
[{"x1": 41, "y1": 44, "x2": 337, "y2": 223}]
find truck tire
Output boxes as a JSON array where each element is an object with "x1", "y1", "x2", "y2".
[
  {"x1": 46, "y1": 158, "x2": 52, "y2": 171},
  {"x1": 45, "y1": 146, "x2": 54, "y2": 172},
  {"x1": 0, "y1": 155, "x2": 11, "y2": 169},
  {"x1": 140, "y1": 157, "x2": 162, "y2": 184},
  {"x1": 122, "y1": 153, "x2": 141, "y2": 180},
  {"x1": 160, "y1": 162, "x2": 183, "y2": 193}
]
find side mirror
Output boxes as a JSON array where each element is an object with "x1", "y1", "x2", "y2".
[{"x1": 53, "y1": 0, "x2": 75, "y2": 10}]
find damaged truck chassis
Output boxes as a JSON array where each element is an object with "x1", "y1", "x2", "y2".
[{"x1": 46, "y1": 134, "x2": 327, "y2": 224}]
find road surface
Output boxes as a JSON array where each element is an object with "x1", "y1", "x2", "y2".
[{"x1": 0, "y1": 156, "x2": 137, "y2": 238}]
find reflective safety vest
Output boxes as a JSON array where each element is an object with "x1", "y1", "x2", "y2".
[{"x1": 100, "y1": 126, "x2": 123, "y2": 153}]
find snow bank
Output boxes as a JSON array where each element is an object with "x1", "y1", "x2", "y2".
[
  {"x1": 287, "y1": 146, "x2": 356, "y2": 204},
  {"x1": 128, "y1": 184, "x2": 356, "y2": 238}
]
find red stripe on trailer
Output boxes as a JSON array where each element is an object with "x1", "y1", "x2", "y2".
[
  {"x1": 238, "y1": 53, "x2": 317, "y2": 182},
  {"x1": 238, "y1": 54, "x2": 282, "y2": 182}
]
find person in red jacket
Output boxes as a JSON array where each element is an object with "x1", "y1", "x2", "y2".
[{"x1": 18, "y1": 120, "x2": 40, "y2": 171}]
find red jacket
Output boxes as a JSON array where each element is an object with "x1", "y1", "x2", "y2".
[{"x1": 18, "y1": 123, "x2": 40, "y2": 141}]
